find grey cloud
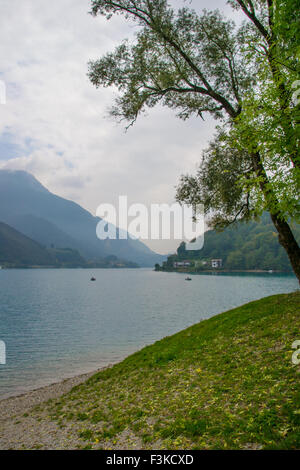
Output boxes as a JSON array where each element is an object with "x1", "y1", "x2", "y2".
[{"x1": 0, "y1": 0, "x2": 240, "y2": 253}]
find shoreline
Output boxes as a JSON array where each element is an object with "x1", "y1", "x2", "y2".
[
  {"x1": 0, "y1": 292, "x2": 298, "y2": 450},
  {"x1": 157, "y1": 269, "x2": 295, "y2": 275},
  {"x1": 0, "y1": 364, "x2": 113, "y2": 422}
]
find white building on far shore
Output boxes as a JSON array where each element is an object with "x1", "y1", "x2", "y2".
[{"x1": 211, "y1": 259, "x2": 223, "y2": 268}]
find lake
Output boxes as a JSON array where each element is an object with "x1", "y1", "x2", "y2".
[{"x1": 0, "y1": 268, "x2": 298, "y2": 398}]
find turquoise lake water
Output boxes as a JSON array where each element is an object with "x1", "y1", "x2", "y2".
[{"x1": 0, "y1": 268, "x2": 298, "y2": 398}]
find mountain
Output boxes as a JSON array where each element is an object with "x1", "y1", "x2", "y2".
[
  {"x1": 159, "y1": 213, "x2": 300, "y2": 272},
  {"x1": 0, "y1": 221, "x2": 55, "y2": 267},
  {"x1": 0, "y1": 221, "x2": 139, "y2": 268},
  {"x1": 0, "y1": 170, "x2": 165, "y2": 266}
]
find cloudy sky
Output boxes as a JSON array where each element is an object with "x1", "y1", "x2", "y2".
[{"x1": 0, "y1": 0, "x2": 242, "y2": 254}]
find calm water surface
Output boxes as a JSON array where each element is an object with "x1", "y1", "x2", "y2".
[{"x1": 0, "y1": 268, "x2": 298, "y2": 398}]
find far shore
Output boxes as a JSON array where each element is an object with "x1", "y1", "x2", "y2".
[{"x1": 157, "y1": 269, "x2": 295, "y2": 275}]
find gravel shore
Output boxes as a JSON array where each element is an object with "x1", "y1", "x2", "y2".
[{"x1": 0, "y1": 367, "x2": 108, "y2": 449}]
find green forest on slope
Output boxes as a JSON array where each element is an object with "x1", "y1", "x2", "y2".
[{"x1": 161, "y1": 214, "x2": 300, "y2": 272}]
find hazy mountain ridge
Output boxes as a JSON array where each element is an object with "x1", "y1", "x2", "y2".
[
  {"x1": 0, "y1": 221, "x2": 139, "y2": 268},
  {"x1": 0, "y1": 221, "x2": 56, "y2": 267},
  {"x1": 0, "y1": 170, "x2": 165, "y2": 267}
]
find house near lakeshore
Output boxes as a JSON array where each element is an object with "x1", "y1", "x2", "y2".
[{"x1": 211, "y1": 259, "x2": 223, "y2": 268}]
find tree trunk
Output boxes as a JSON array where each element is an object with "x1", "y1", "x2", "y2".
[
  {"x1": 251, "y1": 151, "x2": 300, "y2": 283},
  {"x1": 270, "y1": 213, "x2": 300, "y2": 283}
]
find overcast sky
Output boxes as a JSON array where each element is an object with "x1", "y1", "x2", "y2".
[{"x1": 0, "y1": 0, "x2": 243, "y2": 254}]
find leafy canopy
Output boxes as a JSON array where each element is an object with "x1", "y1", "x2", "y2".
[{"x1": 89, "y1": 1, "x2": 255, "y2": 124}]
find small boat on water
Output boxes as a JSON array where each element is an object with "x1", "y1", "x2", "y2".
[
  {"x1": 185, "y1": 277, "x2": 192, "y2": 281},
  {"x1": 90, "y1": 277, "x2": 96, "y2": 281}
]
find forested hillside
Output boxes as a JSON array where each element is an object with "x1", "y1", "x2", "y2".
[{"x1": 162, "y1": 214, "x2": 300, "y2": 272}]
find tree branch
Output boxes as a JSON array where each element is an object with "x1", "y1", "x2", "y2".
[{"x1": 234, "y1": 0, "x2": 270, "y2": 42}]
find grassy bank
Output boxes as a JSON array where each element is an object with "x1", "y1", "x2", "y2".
[{"x1": 32, "y1": 292, "x2": 299, "y2": 449}]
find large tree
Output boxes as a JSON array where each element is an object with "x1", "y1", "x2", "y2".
[{"x1": 88, "y1": 0, "x2": 300, "y2": 281}]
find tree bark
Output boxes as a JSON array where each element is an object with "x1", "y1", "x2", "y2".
[
  {"x1": 270, "y1": 213, "x2": 300, "y2": 283},
  {"x1": 251, "y1": 151, "x2": 300, "y2": 283}
]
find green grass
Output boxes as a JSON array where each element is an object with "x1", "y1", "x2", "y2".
[{"x1": 39, "y1": 291, "x2": 300, "y2": 449}]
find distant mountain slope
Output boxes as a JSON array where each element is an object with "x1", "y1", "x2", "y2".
[
  {"x1": 161, "y1": 214, "x2": 300, "y2": 272},
  {"x1": 0, "y1": 221, "x2": 54, "y2": 266},
  {"x1": 0, "y1": 170, "x2": 165, "y2": 266},
  {"x1": 0, "y1": 221, "x2": 138, "y2": 268},
  {"x1": 4, "y1": 214, "x2": 90, "y2": 256}
]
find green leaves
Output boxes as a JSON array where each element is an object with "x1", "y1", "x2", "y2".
[
  {"x1": 176, "y1": 129, "x2": 257, "y2": 229},
  {"x1": 88, "y1": 3, "x2": 247, "y2": 123}
]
